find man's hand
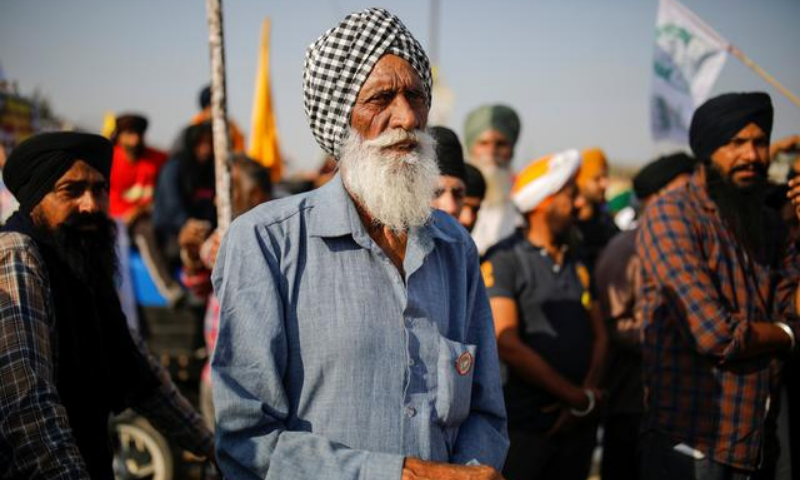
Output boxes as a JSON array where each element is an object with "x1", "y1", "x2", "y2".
[
  {"x1": 542, "y1": 403, "x2": 578, "y2": 437},
  {"x1": 200, "y1": 231, "x2": 222, "y2": 269},
  {"x1": 402, "y1": 458, "x2": 504, "y2": 480},
  {"x1": 179, "y1": 219, "x2": 212, "y2": 250},
  {"x1": 179, "y1": 219, "x2": 212, "y2": 271},
  {"x1": 770, "y1": 134, "x2": 800, "y2": 159},
  {"x1": 542, "y1": 386, "x2": 605, "y2": 437}
]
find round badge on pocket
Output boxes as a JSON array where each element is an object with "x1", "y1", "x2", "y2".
[{"x1": 455, "y1": 351, "x2": 473, "y2": 376}]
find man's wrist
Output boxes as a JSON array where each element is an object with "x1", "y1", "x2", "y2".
[
  {"x1": 776, "y1": 322, "x2": 796, "y2": 351},
  {"x1": 570, "y1": 389, "x2": 596, "y2": 417}
]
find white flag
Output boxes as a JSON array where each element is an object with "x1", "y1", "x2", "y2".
[{"x1": 651, "y1": 0, "x2": 729, "y2": 142}]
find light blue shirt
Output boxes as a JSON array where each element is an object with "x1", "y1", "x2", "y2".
[{"x1": 211, "y1": 175, "x2": 508, "y2": 480}]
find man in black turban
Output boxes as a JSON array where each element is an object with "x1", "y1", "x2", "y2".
[
  {"x1": 689, "y1": 92, "x2": 773, "y2": 162},
  {"x1": 430, "y1": 126, "x2": 467, "y2": 219},
  {"x1": 635, "y1": 93, "x2": 800, "y2": 478},
  {"x1": 689, "y1": 91, "x2": 773, "y2": 257},
  {"x1": 460, "y1": 164, "x2": 487, "y2": 233},
  {"x1": 632, "y1": 152, "x2": 696, "y2": 201},
  {"x1": 0, "y1": 132, "x2": 214, "y2": 479}
]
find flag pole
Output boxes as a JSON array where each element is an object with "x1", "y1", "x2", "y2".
[
  {"x1": 728, "y1": 45, "x2": 800, "y2": 108},
  {"x1": 205, "y1": 0, "x2": 232, "y2": 234}
]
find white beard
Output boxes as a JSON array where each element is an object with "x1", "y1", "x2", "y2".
[
  {"x1": 472, "y1": 159, "x2": 513, "y2": 207},
  {"x1": 339, "y1": 128, "x2": 440, "y2": 233}
]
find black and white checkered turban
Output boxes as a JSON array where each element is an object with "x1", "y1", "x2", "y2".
[{"x1": 303, "y1": 7, "x2": 432, "y2": 159}]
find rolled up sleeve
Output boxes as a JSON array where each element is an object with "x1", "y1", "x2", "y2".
[{"x1": 637, "y1": 199, "x2": 750, "y2": 362}]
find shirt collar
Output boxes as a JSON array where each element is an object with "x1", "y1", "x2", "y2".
[
  {"x1": 308, "y1": 174, "x2": 359, "y2": 238},
  {"x1": 308, "y1": 174, "x2": 460, "y2": 244},
  {"x1": 425, "y1": 212, "x2": 459, "y2": 244}
]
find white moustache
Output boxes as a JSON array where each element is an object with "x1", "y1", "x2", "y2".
[{"x1": 362, "y1": 129, "x2": 422, "y2": 151}]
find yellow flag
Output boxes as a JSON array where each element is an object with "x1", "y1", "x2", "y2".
[
  {"x1": 248, "y1": 18, "x2": 282, "y2": 182},
  {"x1": 101, "y1": 111, "x2": 116, "y2": 139}
]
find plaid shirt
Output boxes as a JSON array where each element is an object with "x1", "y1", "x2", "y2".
[
  {"x1": 0, "y1": 232, "x2": 213, "y2": 479},
  {"x1": 637, "y1": 168, "x2": 800, "y2": 470}
]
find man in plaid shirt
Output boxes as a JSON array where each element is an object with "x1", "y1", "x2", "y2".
[
  {"x1": 637, "y1": 92, "x2": 800, "y2": 479},
  {"x1": 0, "y1": 132, "x2": 214, "y2": 480}
]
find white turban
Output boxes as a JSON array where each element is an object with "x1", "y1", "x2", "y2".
[{"x1": 511, "y1": 149, "x2": 582, "y2": 213}]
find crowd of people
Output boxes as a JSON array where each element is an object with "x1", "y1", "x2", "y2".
[{"x1": 2, "y1": 6, "x2": 800, "y2": 480}]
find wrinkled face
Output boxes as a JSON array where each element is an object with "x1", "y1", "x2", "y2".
[
  {"x1": 117, "y1": 129, "x2": 144, "y2": 155},
  {"x1": 710, "y1": 122, "x2": 770, "y2": 188},
  {"x1": 32, "y1": 160, "x2": 109, "y2": 232},
  {"x1": 579, "y1": 165, "x2": 609, "y2": 205},
  {"x1": 431, "y1": 175, "x2": 466, "y2": 219},
  {"x1": 459, "y1": 196, "x2": 482, "y2": 232},
  {"x1": 544, "y1": 178, "x2": 582, "y2": 237},
  {"x1": 469, "y1": 129, "x2": 513, "y2": 169},
  {"x1": 350, "y1": 54, "x2": 428, "y2": 151}
]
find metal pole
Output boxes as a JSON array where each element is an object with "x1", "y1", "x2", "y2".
[{"x1": 206, "y1": 0, "x2": 232, "y2": 234}]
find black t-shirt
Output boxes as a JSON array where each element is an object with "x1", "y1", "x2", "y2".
[{"x1": 482, "y1": 231, "x2": 593, "y2": 431}]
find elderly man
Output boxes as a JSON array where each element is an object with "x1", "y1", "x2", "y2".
[
  {"x1": 211, "y1": 8, "x2": 507, "y2": 480},
  {"x1": 0, "y1": 132, "x2": 214, "y2": 480},
  {"x1": 482, "y1": 150, "x2": 606, "y2": 480},
  {"x1": 638, "y1": 92, "x2": 800, "y2": 479},
  {"x1": 463, "y1": 104, "x2": 523, "y2": 254}
]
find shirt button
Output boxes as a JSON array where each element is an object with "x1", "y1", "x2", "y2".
[
  {"x1": 408, "y1": 358, "x2": 415, "y2": 367},
  {"x1": 405, "y1": 406, "x2": 417, "y2": 418}
]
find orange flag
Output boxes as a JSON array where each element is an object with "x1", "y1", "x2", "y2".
[{"x1": 248, "y1": 18, "x2": 282, "y2": 181}]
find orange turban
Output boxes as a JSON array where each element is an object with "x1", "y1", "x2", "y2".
[{"x1": 577, "y1": 148, "x2": 608, "y2": 190}]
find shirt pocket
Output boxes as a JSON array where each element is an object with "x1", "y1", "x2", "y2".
[{"x1": 434, "y1": 336, "x2": 477, "y2": 427}]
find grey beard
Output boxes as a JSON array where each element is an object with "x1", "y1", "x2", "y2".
[
  {"x1": 339, "y1": 128, "x2": 440, "y2": 234},
  {"x1": 472, "y1": 161, "x2": 512, "y2": 207}
]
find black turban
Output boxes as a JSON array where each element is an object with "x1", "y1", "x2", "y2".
[
  {"x1": 3, "y1": 132, "x2": 112, "y2": 213},
  {"x1": 115, "y1": 113, "x2": 148, "y2": 134},
  {"x1": 464, "y1": 164, "x2": 486, "y2": 199},
  {"x1": 430, "y1": 126, "x2": 466, "y2": 182},
  {"x1": 689, "y1": 92, "x2": 773, "y2": 160},
  {"x1": 633, "y1": 152, "x2": 696, "y2": 200}
]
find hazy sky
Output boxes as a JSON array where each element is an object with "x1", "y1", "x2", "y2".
[{"x1": 2, "y1": 0, "x2": 799, "y2": 173}]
